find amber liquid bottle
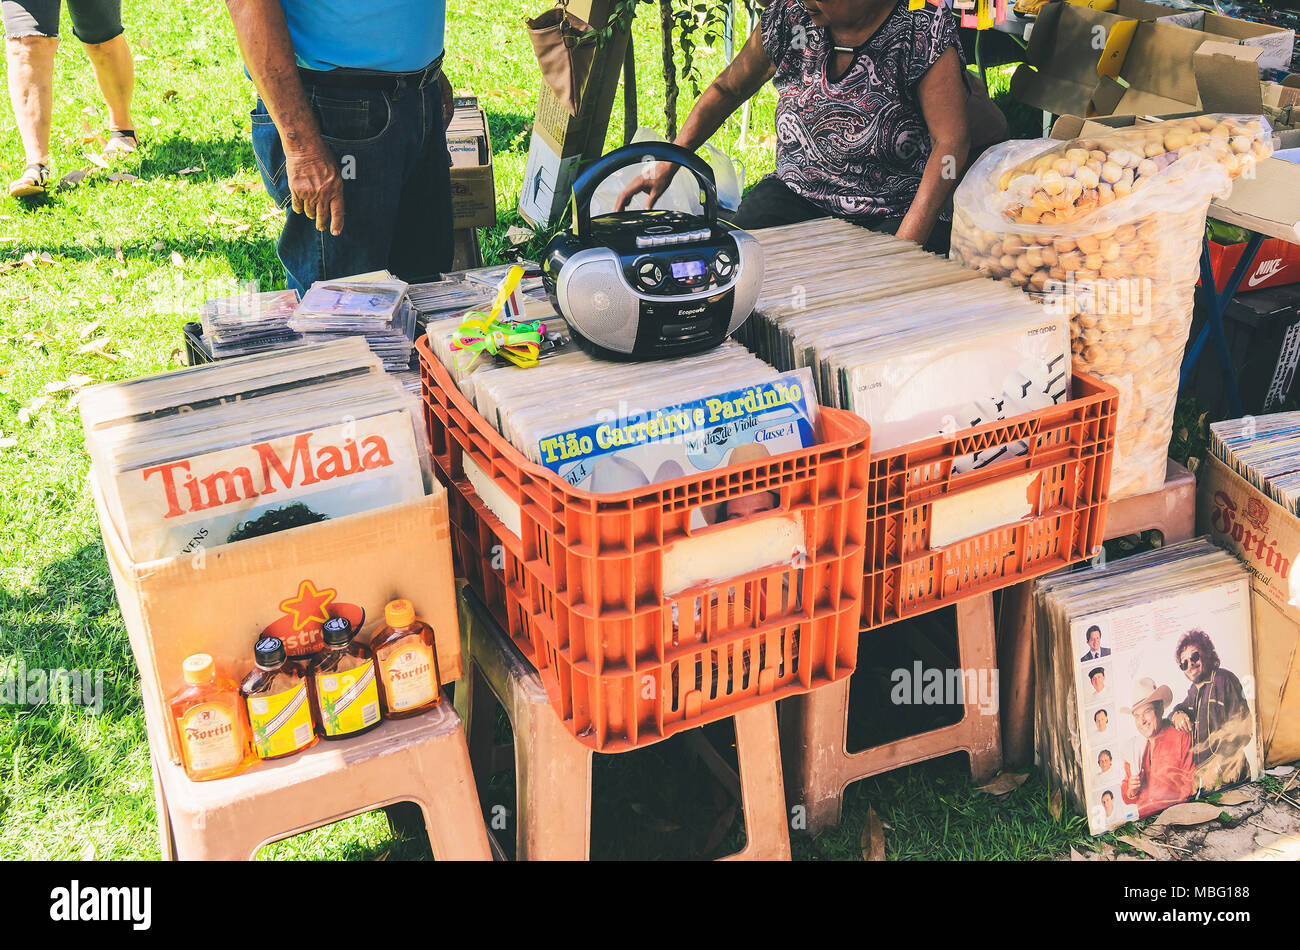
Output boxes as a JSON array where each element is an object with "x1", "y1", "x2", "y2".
[
  {"x1": 309, "y1": 616, "x2": 382, "y2": 740},
  {"x1": 241, "y1": 636, "x2": 319, "y2": 761},
  {"x1": 170, "y1": 654, "x2": 253, "y2": 781},
  {"x1": 372, "y1": 599, "x2": 442, "y2": 719}
]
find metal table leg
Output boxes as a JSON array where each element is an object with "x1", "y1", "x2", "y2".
[{"x1": 1179, "y1": 231, "x2": 1264, "y2": 418}]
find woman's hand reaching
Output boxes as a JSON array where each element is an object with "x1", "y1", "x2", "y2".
[{"x1": 615, "y1": 160, "x2": 677, "y2": 212}]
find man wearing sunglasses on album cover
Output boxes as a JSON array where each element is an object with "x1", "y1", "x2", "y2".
[
  {"x1": 617, "y1": 0, "x2": 970, "y2": 254},
  {"x1": 1170, "y1": 630, "x2": 1252, "y2": 789}
]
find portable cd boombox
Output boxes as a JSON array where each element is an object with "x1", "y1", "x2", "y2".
[{"x1": 542, "y1": 142, "x2": 764, "y2": 361}]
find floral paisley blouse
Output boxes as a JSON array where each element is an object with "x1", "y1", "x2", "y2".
[{"x1": 760, "y1": 0, "x2": 960, "y2": 218}]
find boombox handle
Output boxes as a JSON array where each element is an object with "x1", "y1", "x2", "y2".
[{"x1": 569, "y1": 142, "x2": 718, "y2": 240}]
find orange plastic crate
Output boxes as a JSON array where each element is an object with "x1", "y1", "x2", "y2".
[
  {"x1": 417, "y1": 336, "x2": 872, "y2": 752},
  {"x1": 862, "y1": 372, "x2": 1118, "y2": 628}
]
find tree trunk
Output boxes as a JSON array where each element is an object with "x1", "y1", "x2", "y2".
[
  {"x1": 659, "y1": 0, "x2": 678, "y2": 140},
  {"x1": 624, "y1": 38, "x2": 637, "y2": 144}
]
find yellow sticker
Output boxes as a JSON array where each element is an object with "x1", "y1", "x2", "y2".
[
  {"x1": 314, "y1": 663, "x2": 381, "y2": 737},
  {"x1": 378, "y1": 638, "x2": 438, "y2": 712},
  {"x1": 247, "y1": 681, "x2": 315, "y2": 758},
  {"x1": 179, "y1": 702, "x2": 243, "y2": 772}
]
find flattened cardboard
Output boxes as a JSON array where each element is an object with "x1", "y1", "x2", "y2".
[
  {"x1": 1091, "y1": 19, "x2": 1208, "y2": 116},
  {"x1": 1191, "y1": 42, "x2": 1265, "y2": 115},
  {"x1": 1200, "y1": 11, "x2": 1295, "y2": 73},
  {"x1": 94, "y1": 473, "x2": 464, "y2": 764},
  {"x1": 1014, "y1": 0, "x2": 1296, "y2": 117},
  {"x1": 1011, "y1": 2, "x2": 1126, "y2": 117},
  {"x1": 1262, "y1": 75, "x2": 1300, "y2": 112},
  {"x1": 1198, "y1": 453, "x2": 1300, "y2": 765}
]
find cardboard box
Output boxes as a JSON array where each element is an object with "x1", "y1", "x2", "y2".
[
  {"x1": 93, "y1": 474, "x2": 463, "y2": 765},
  {"x1": 517, "y1": 0, "x2": 630, "y2": 228},
  {"x1": 1198, "y1": 454, "x2": 1300, "y2": 766},
  {"x1": 448, "y1": 102, "x2": 496, "y2": 230},
  {"x1": 1013, "y1": 0, "x2": 1295, "y2": 117}
]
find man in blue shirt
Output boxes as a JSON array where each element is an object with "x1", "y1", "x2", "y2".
[{"x1": 225, "y1": 1, "x2": 455, "y2": 293}]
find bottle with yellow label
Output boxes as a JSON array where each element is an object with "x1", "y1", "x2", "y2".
[
  {"x1": 241, "y1": 636, "x2": 319, "y2": 760},
  {"x1": 170, "y1": 654, "x2": 253, "y2": 781},
  {"x1": 309, "y1": 616, "x2": 382, "y2": 740},
  {"x1": 372, "y1": 599, "x2": 442, "y2": 719}
]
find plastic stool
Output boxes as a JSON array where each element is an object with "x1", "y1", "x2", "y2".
[
  {"x1": 998, "y1": 457, "x2": 1197, "y2": 764},
  {"x1": 779, "y1": 593, "x2": 1003, "y2": 835},
  {"x1": 454, "y1": 587, "x2": 792, "y2": 860},
  {"x1": 149, "y1": 698, "x2": 492, "y2": 860}
]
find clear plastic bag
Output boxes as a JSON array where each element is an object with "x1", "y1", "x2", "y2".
[{"x1": 950, "y1": 114, "x2": 1273, "y2": 500}]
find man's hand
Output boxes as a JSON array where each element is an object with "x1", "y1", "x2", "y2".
[
  {"x1": 1125, "y1": 774, "x2": 1143, "y2": 797},
  {"x1": 1171, "y1": 710, "x2": 1191, "y2": 733},
  {"x1": 440, "y1": 72, "x2": 455, "y2": 129},
  {"x1": 287, "y1": 138, "x2": 345, "y2": 235}
]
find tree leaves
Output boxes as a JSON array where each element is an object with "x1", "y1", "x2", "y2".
[
  {"x1": 860, "y1": 806, "x2": 886, "y2": 861},
  {"x1": 1117, "y1": 835, "x2": 1167, "y2": 859},
  {"x1": 1151, "y1": 801, "x2": 1223, "y2": 826},
  {"x1": 975, "y1": 772, "x2": 1029, "y2": 797}
]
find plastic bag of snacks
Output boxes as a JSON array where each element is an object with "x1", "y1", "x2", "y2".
[{"x1": 950, "y1": 114, "x2": 1272, "y2": 499}]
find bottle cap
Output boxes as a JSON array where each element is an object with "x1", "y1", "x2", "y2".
[
  {"x1": 385, "y1": 599, "x2": 415, "y2": 628},
  {"x1": 182, "y1": 654, "x2": 215, "y2": 684},
  {"x1": 253, "y1": 637, "x2": 286, "y2": 669},
  {"x1": 322, "y1": 616, "x2": 355, "y2": 647}
]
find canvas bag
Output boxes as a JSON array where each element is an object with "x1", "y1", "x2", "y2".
[{"x1": 524, "y1": 1, "x2": 597, "y2": 117}]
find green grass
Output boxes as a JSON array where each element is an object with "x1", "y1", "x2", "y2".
[{"x1": 0, "y1": 0, "x2": 1083, "y2": 861}]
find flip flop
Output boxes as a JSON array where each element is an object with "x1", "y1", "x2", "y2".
[
  {"x1": 9, "y1": 163, "x2": 50, "y2": 198},
  {"x1": 104, "y1": 130, "x2": 138, "y2": 158}
]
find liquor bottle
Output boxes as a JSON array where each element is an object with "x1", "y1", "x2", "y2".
[
  {"x1": 170, "y1": 654, "x2": 253, "y2": 781},
  {"x1": 241, "y1": 636, "x2": 319, "y2": 760},
  {"x1": 371, "y1": 599, "x2": 442, "y2": 719},
  {"x1": 309, "y1": 616, "x2": 382, "y2": 740}
]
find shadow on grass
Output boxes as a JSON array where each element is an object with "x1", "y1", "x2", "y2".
[
  {"x1": 135, "y1": 133, "x2": 259, "y2": 183},
  {"x1": 0, "y1": 233, "x2": 284, "y2": 288}
]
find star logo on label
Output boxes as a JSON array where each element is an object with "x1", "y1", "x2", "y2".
[{"x1": 279, "y1": 579, "x2": 337, "y2": 632}]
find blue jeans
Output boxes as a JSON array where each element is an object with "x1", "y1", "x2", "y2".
[{"x1": 250, "y1": 79, "x2": 454, "y2": 295}]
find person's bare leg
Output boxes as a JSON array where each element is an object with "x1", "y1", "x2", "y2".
[
  {"x1": 81, "y1": 34, "x2": 134, "y2": 134},
  {"x1": 6, "y1": 35, "x2": 58, "y2": 166}
]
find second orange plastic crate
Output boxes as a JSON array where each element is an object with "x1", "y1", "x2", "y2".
[
  {"x1": 417, "y1": 337, "x2": 872, "y2": 751},
  {"x1": 862, "y1": 372, "x2": 1118, "y2": 628}
]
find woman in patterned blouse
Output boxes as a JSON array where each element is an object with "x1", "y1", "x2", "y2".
[{"x1": 618, "y1": 0, "x2": 970, "y2": 253}]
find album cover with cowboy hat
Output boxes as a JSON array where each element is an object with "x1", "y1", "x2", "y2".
[{"x1": 1035, "y1": 539, "x2": 1260, "y2": 836}]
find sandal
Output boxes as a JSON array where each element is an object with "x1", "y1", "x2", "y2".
[
  {"x1": 103, "y1": 130, "x2": 139, "y2": 158},
  {"x1": 9, "y1": 163, "x2": 50, "y2": 198}
]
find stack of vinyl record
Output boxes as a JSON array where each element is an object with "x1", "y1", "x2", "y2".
[
  {"x1": 425, "y1": 303, "x2": 819, "y2": 504},
  {"x1": 199, "y1": 288, "x2": 302, "y2": 357},
  {"x1": 81, "y1": 338, "x2": 432, "y2": 563},
  {"x1": 291, "y1": 278, "x2": 417, "y2": 372},
  {"x1": 1210, "y1": 413, "x2": 1300, "y2": 515},
  {"x1": 1034, "y1": 538, "x2": 1259, "y2": 835},
  {"x1": 740, "y1": 218, "x2": 1072, "y2": 467}
]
